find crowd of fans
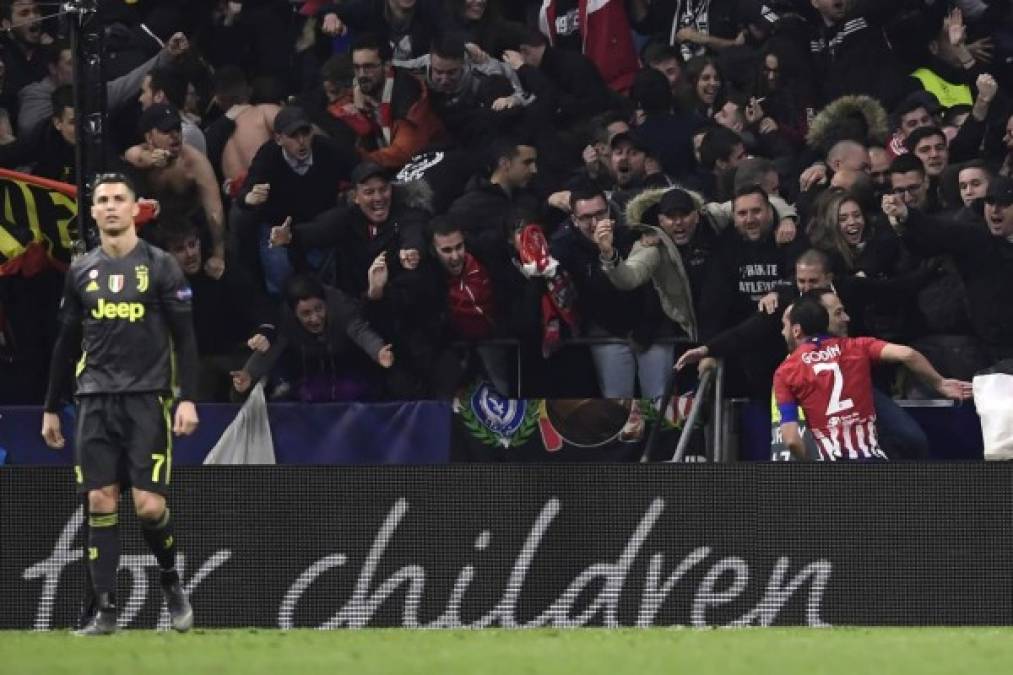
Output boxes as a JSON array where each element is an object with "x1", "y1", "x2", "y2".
[{"x1": 0, "y1": 0, "x2": 1011, "y2": 414}]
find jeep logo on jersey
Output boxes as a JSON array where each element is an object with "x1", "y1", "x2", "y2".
[
  {"x1": 91, "y1": 299, "x2": 145, "y2": 322},
  {"x1": 108, "y1": 274, "x2": 124, "y2": 293}
]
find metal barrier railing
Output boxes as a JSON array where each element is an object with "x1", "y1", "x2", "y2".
[{"x1": 450, "y1": 336, "x2": 696, "y2": 398}]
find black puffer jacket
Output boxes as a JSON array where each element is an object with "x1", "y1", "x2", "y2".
[
  {"x1": 446, "y1": 177, "x2": 543, "y2": 251},
  {"x1": 900, "y1": 209, "x2": 1013, "y2": 361}
]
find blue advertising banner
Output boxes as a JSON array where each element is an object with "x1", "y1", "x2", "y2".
[
  {"x1": 0, "y1": 401, "x2": 452, "y2": 466},
  {"x1": 0, "y1": 397, "x2": 984, "y2": 466}
]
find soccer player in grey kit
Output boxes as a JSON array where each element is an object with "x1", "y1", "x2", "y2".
[{"x1": 42, "y1": 173, "x2": 200, "y2": 635}]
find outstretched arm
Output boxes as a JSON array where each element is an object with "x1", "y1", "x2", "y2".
[{"x1": 879, "y1": 343, "x2": 974, "y2": 400}]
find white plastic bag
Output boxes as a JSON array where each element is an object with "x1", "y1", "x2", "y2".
[
  {"x1": 973, "y1": 367, "x2": 1013, "y2": 461},
  {"x1": 204, "y1": 380, "x2": 276, "y2": 465}
]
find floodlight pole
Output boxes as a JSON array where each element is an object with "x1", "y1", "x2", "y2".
[{"x1": 66, "y1": 0, "x2": 105, "y2": 252}]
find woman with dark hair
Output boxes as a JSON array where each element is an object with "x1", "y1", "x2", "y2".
[
  {"x1": 748, "y1": 40, "x2": 813, "y2": 151},
  {"x1": 807, "y1": 189, "x2": 899, "y2": 278},
  {"x1": 679, "y1": 55, "x2": 724, "y2": 120}
]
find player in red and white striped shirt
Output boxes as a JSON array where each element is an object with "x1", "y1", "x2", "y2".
[{"x1": 773, "y1": 290, "x2": 973, "y2": 461}]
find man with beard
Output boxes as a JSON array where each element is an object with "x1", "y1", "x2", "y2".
[
  {"x1": 604, "y1": 129, "x2": 680, "y2": 213},
  {"x1": 699, "y1": 185, "x2": 806, "y2": 340},
  {"x1": 138, "y1": 66, "x2": 207, "y2": 155},
  {"x1": 677, "y1": 249, "x2": 935, "y2": 460},
  {"x1": 552, "y1": 185, "x2": 677, "y2": 398},
  {"x1": 125, "y1": 104, "x2": 226, "y2": 280},
  {"x1": 414, "y1": 216, "x2": 541, "y2": 396},
  {"x1": 0, "y1": 0, "x2": 51, "y2": 107},
  {"x1": 330, "y1": 32, "x2": 444, "y2": 170},
  {"x1": 447, "y1": 136, "x2": 542, "y2": 251},
  {"x1": 774, "y1": 291, "x2": 971, "y2": 461}
]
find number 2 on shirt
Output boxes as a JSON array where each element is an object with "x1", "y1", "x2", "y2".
[{"x1": 813, "y1": 363, "x2": 855, "y2": 415}]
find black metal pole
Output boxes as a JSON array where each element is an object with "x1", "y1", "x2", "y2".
[{"x1": 69, "y1": 0, "x2": 105, "y2": 252}]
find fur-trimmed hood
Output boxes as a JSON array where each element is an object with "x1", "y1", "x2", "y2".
[
  {"x1": 806, "y1": 95, "x2": 890, "y2": 153},
  {"x1": 342, "y1": 178, "x2": 435, "y2": 214},
  {"x1": 624, "y1": 187, "x2": 706, "y2": 230},
  {"x1": 390, "y1": 179, "x2": 435, "y2": 214}
]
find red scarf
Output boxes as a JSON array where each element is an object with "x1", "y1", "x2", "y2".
[
  {"x1": 515, "y1": 224, "x2": 580, "y2": 358},
  {"x1": 327, "y1": 67, "x2": 397, "y2": 147},
  {"x1": 376, "y1": 67, "x2": 396, "y2": 147}
]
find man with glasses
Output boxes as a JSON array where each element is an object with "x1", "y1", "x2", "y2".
[
  {"x1": 550, "y1": 185, "x2": 676, "y2": 398},
  {"x1": 886, "y1": 152, "x2": 978, "y2": 363},
  {"x1": 336, "y1": 32, "x2": 444, "y2": 170},
  {"x1": 888, "y1": 154, "x2": 932, "y2": 213}
]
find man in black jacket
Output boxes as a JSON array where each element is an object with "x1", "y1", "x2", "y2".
[
  {"x1": 447, "y1": 136, "x2": 541, "y2": 250},
  {"x1": 501, "y1": 26, "x2": 614, "y2": 129},
  {"x1": 319, "y1": 0, "x2": 448, "y2": 60},
  {"x1": 883, "y1": 175, "x2": 1013, "y2": 366},
  {"x1": 699, "y1": 185, "x2": 805, "y2": 340},
  {"x1": 551, "y1": 185, "x2": 674, "y2": 398},
  {"x1": 233, "y1": 104, "x2": 358, "y2": 295},
  {"x1": 269, "y1": 161, "x2": 428, "y2": 394},
  {"x1": 270, "y1": 161, "x2": 426, "y2": 305},
  {"x1": 804, "y1": 0, "x2": 908, "y2": 108}
]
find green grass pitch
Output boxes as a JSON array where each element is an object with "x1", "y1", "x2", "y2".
[{"x1": 2, "y1": 628, "x2": 1013, "y2": 675}]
